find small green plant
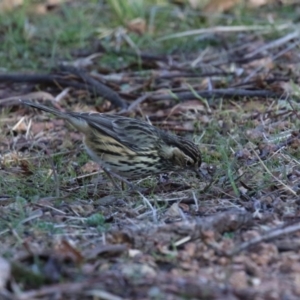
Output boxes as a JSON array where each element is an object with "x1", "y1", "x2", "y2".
[
  {"x1": 86, "y1": 213, "x2": 109, "y2": 232},
  {"x1": 106, "y1": 0, "x2": 148, "y2": 23}
]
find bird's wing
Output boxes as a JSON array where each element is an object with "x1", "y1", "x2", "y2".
[{"x1": 77, "y1": 113, "x2": 161, "y2": 152}]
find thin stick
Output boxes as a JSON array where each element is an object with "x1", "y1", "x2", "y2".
[{"x1": 229, "y1": 222, "x2": 300, "y2": 256}]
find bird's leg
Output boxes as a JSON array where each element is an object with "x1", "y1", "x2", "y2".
[
  {"x1": 92, "y1": 167, "x2": 122, "y2": 193},
  {"x1": 93, "y1": 170, "x2": 120, "y2": 195},
  {"x1": 93, "y1": 171, "x2": 102, "y2": 195},
  {"x1": 102, "y1": 168, "x2": 136, "y2": 191}
]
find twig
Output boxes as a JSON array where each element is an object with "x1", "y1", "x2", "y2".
[
  {"x1": 228, "y1": 222, "x2": 300, "y2": 256},
  {"x1": 137, "y1": 191, "x2": 157, "y2": 223},
  {"x1": 243, "y1": 40, "x2": 300, "y2": 83},
  {"x1": 60, "y1": 66, "x2": 128, "y2": 109},
  {"x1": 84, "y1": 289, "x2": 123, "y2": 300},
  {"x1": 244, "y1": 30, "x2": 300, "y2": 59},
  {"x1": 158, "y1": 24, "x2": 292, "y2": 41},
  {"x1": 150, "y1": 88, "x2": 278, "y2": 102},
  {"x1": 124, "y1": 94, "x2": 149, "y2": 113},
  {"x1": 0, "y1": 72, "x2": 128, "y2": 109}
]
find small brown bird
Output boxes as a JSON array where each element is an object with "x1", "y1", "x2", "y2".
[{"x1": 21, "y1": 100, "x2": 201, "y2": 189}]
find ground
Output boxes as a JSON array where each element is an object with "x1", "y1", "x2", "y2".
[{"x1": 0, "y1": 0, "x2": 300, "y2": 299}]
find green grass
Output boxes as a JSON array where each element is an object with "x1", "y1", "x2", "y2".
[
  {"x1": 0, "y1": 1, "x2": 103, "y2": 70},
  {"x1": 0, "y1": 0, "x2": 289, "y2": 72}
]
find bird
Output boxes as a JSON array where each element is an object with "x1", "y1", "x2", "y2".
[{"x1": 20, "y1": 99, "x2": 202, "y2": 190}]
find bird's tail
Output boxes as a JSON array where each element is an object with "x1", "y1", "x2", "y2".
[
  {"x1": 20, "y1": 99, "x2": 91, "y2": 134},
  {"x1": 20, "y1": 99, "x2": 66, "y2": 118}
]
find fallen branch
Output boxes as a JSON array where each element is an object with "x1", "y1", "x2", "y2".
[
  {"x1": 108, "y1": 209, "x2": 253, "y2": 252},
  {"x1": 228, "y1": 222, "x2": 300, "y2": 256},
  {"x1": 0, "y1": 71, "x2": 128, "y2": 109}
]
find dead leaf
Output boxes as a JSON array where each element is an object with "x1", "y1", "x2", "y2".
[
  {"x1": 0, "y1": 0, "x2": 23, "y2": 12},
  {"x1": 178, "y1": 203, "x2": 189, "y2": 212},
  {"x1": 203, "y1": 0, "x2": 241, "y2": 13},
  {"x1": 85, "y1": 244, "x2": 128, "y2": 260},
  {"x1": 30, "y1": 4, "x2": 47, "y2": 15},
  {"x1": 127, "y1": 18, "x2": 147, "y2": 35},
  {"x1": 81, "y1": 161, "x2": 99, "y2": 174},
  {"x1": 165, "y1": 202, "x2": 183, "y2": 217},
  {"x1": 189, "y1": 0, "x2": 206, "y2": 9},
  {"x1": 167, "y1": 100, "x2": 206, "y2": 118},
  {"x1": 248, "y1": 0, "x2": 270, "y2": 6},
  {"x1": 30, "y1": 121, "x2": 57, "y2": 135},
  {"x1": 54, "y1": 239, "x2": 83, "y2": 264},
  {"x1": 19, "y1": 159, "x2": 34, "y2": 175},
  {"x1": 29, "y1": 0, "x2": 69, "y2": 15},
  {"x1": 61, "y1": 53, "x2": 103, "y2": 69},
  {"x1": 12, "y1": 117, "x2": 27, "y2": 134},
  {"x1": 246, "y1": 57, "x2": 274, "y2": 69}
]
